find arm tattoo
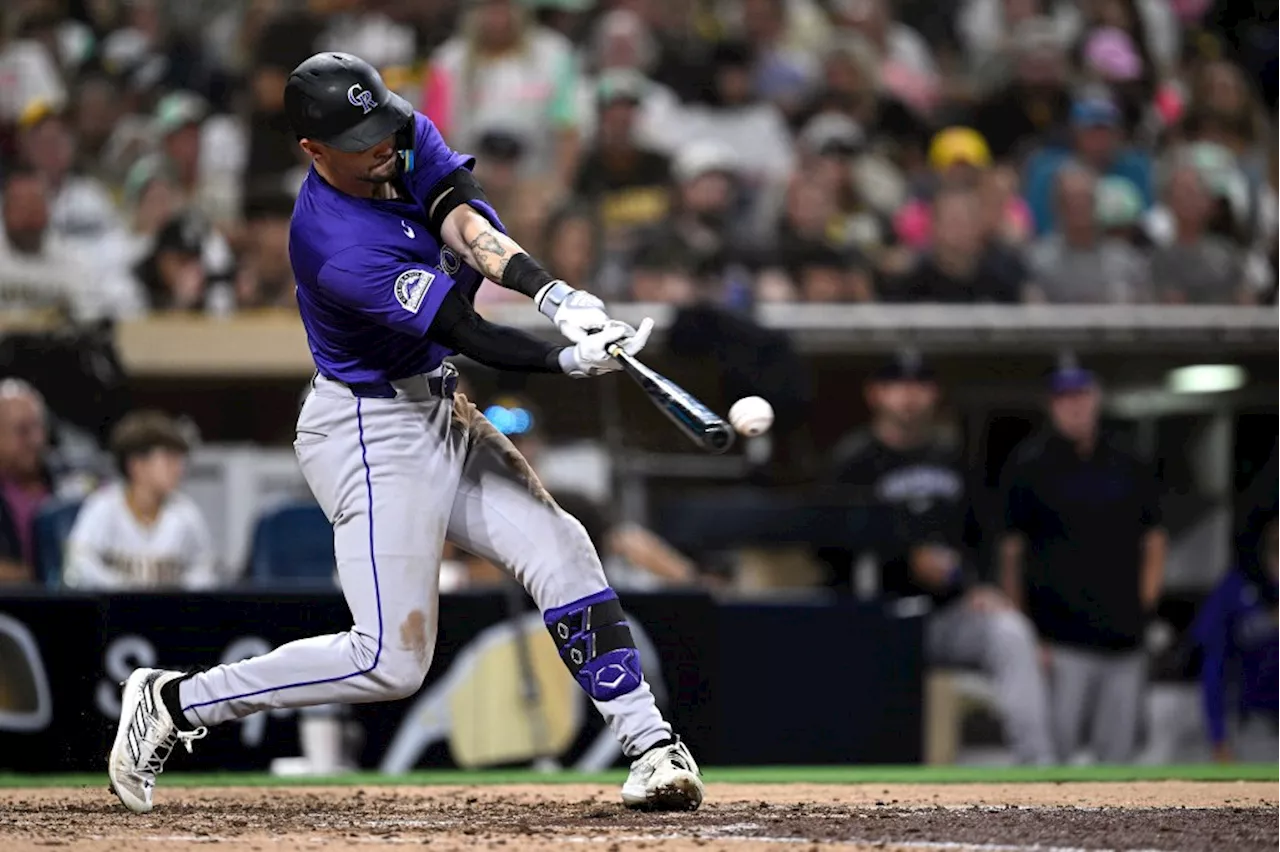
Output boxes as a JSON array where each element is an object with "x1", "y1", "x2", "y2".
[{"x1": 466, "y1": 229, "x2": 511, "y2": 281}]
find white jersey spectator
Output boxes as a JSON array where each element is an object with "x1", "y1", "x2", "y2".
[
  {"x1": 63, "y1": 411, "x2": 219, "y2": 591},
  {"x1": 0, "y1": 170, "x2": 143, "y2": 322},
  {"x1": 63, "y1": 482, "x2": 217, "y2": 590}
]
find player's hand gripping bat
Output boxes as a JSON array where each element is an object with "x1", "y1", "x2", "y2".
[{"x1": 607, "y1": 343, "x2": 735, "y2": 454}]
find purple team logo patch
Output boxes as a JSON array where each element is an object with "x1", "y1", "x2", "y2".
[{"x1": 347, "y1": 84, "x2": 377, "y2": 114}]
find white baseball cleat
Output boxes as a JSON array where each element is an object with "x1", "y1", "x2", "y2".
[
  {"x1": 621, "y1": 737, "x2": 704, "y2": 811},
  {"x1": 108, "y1": 668, "x2": 206, "y2": 813}
]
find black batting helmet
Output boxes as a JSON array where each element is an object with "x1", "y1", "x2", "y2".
[{"x1": 284, "y1": 52, "x2": 415, "y2": 162}]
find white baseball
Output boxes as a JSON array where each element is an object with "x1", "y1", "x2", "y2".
[{"x1": 728, "y1": 396, "x2": 774, "y2": 437}]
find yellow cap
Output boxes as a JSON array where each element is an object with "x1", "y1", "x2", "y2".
[
  {"x1": 928, "y1": 127, "x2": 992, "y2": 171},
  {"x1": 17, "y1": 98, "x2": 58, "y2": 131}
]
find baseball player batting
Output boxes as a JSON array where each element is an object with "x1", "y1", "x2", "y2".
[{"x1": 107, "y1": 52, "x2": 702, "y2": 813}]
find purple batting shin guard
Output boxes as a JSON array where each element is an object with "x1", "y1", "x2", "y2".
[{"x1": 543, "y1": 589, "x2": 643, "y2": 702}]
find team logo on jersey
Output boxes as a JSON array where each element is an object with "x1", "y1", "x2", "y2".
[
  {"x1": 347, "y1": 83, "x2": 377, "y2": 114},
  {"x1": 440, "y1": 246, "x2": 461, "y2": 275},
  {"x1": 394, "y1": 269, "x2": 434, "y2": 314}
]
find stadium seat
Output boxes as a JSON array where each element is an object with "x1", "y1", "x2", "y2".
[
  {"x1": 32, "y1": 497, "x2": 83, "y2": 590},
  {"x1": 247, "y1": 502, "x2": 336, "y2": 587}
]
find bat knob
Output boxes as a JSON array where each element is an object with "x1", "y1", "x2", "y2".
[{"x1": 705, "y1": 424, "x2": 734, "y2": 454}]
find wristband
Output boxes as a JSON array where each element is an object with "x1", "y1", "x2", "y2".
[
  {"x1": 535, "y1": 280, "x2": 575, "y2": 320},
  {"x1": 501, "y1": 252, "x2": 556, "y2": 299}
]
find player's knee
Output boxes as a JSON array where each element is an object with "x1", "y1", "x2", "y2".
[
  {"x1": 375, "y1": 647, "x2": 433, "y2": 700},
  {"x1": 549, "y1": 507, "x2": 605, "y2": 572},
  {"x1": 348, "y1": 629, "x2": 432, "y2": 700},
  {"x1": 543, "y1": 588, "x2": 643, "y2": 702}
]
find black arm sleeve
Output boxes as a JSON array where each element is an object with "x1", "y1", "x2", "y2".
[{"x1": 429, "y1": 285, "x2": 565, "y2": 373}]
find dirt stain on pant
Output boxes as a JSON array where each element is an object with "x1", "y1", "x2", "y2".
[
  {"x1": 399, "y1": 609, "x2": 430, "y2": 669},
  {"x1": 453, "y1": 392, "x2": 555, "y2": 507}
]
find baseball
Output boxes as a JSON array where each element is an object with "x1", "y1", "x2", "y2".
[{"x1": 728, "y1": 396, "x2": 774, "y2": 437}]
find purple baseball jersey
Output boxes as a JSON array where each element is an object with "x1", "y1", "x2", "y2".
[{"x1": 289, "y1": 112, "x2": 506, "y2": 390}]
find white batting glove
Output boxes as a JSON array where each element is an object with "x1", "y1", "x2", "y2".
[
  {"x1": 535, "y1": 281, "x2": 612, "y2": 343},
  {"x1": 559, "y1": 318, "x2": 655, "y2": 378}
]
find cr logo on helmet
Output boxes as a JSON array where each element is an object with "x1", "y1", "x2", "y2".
[{"x1": 347, "y1": 83, "x2": 377, "y2": 114}]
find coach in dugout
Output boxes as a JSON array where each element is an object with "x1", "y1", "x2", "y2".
[
  {"x1": 821, "y1": 351, "x2": 1054, "y2": 766},
  {"x1": 998, "y1": 365, "x2": 1167, "y2": 763}
]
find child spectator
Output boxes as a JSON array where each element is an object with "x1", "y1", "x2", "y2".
[{"x1": 63, "y1": 411, "x2": 219, "y2": 590}]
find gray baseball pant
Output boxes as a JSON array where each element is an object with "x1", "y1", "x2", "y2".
[
  {"x1": 1049, "y1": 644, "x2": 1146, "y2": 762},
  {"x1": 927, "y1": 601, "x2": 1056, "y2": 765},
  {"x1": 177, "y1": 369, "x2": 672, "y2": 757}
]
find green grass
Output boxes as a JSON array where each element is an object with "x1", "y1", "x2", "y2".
[{"x1": 0, "y1": 764, "x2": 1274, "y2": 789}]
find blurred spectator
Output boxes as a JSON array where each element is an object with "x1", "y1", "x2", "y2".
[
  {"x1": 14, "y1": 100, "x2": 124, "y2": 251},
  {"x1": 1076, "y1": 0, "x2": 1180, "y2": 91},
  {"x1": 466, "y1": 128, "x2": 559, "y2": 255},
  {"x1": 677, "y1": 40, "x2": 796, "y2": 191},
  {"x1": 733, "y1": 0, "x2": 822, "y2": 117},
  {"x1": 541, "y1": 203, "x2": 601, "y2": 296},
  {"x1": 796, "y1": 113, "x2": 903, "y2": 259},
  {"x1": 829, "y1": 0, "x2": 940, "y2": 116},
  {"x1": 628, "y1": 140, "x2": 748, "y2": 297},
  {"x1": 1023, "y1": 92, "x2": 1154, "y2": 236},
  {"x1": 998, "y1": 366, "x2": 1167, "y2": 763},
  {"x1": 958, "y1": 2, "x2": 1079, "y2": 91},
  {"x1": 979, "y1": 164, "x2": 1035, "y2": 248},
  {"x1": 70, "y1": 74, "x2": 125, "y2": 179},
  {"x1": 1149, "y1": 161, "x2": 1252, "y2": 303},
  {"x1": 630, "y1": 242, "x2": 700, "y2": 304},
  {"x1": 0, "y1": 167, "x2": 142, "y2": 321},
  {"x1": 132, "y1": 210, "x2": 235, "y2": 314},
  {"x1": 1182, "y1": 59, "x2": 1271, "y2": 182},
  {"x1": 580, "y1": 9, "x2": 683, "y2": 154},
  {"x1": 805, "y1": 39, "x2": 928, "y2": 173},
  {"x1": 1078, "y1": 26, "x2": 1153, "y2": 131},
  {"x1": 786, "y1": 242, "x2": 872, "y2": 303},
  {"x1": 894, "y1": 127, "x2": 1033, "y2": 250},
  {"x1": 126, "y1": 90, "x2": 246, "y2": 228},
  {"x1": 1025, "y1": 164, "x2": 1152, "y2": 302},
  {"x1": 1152, "y1": 139, "x2": 1259, "y2": 250},
  {"x1": 572, "y1": 70, "x2": 673, "y2": 255},
  {"x1": 968, "y1": 16, "x2": 1075, "y2": 162},
  {"x1": 241, "y1": 1, "x2": 325, "y2": 201},
  {"x1": 234, "y1": 191, "x2": 297, "y2": 311},
  {"x1": 887, "y1": 185, "x2": 1024, "y2": 303},
  {"x1": 770, "y1": 172, "x2": 874, "y2": 301},
  {"x1": 63, "y1": 410, "x2": 218, "y2": 590},
  {"x1": 312, "y1": 0, "x2": 418, "y2": 72},
  {"x1": 821, "y1": 352, "x2": 1054, "y2": 765},
  {"x1": 0, "y1": 379, "x2": 52, "y2": 584},
  {"x1": 1192, "y1": 513, "x2": 1278, "y2": 764},
  {"x1": 427, "y1": 0, "x2": 584, "y2": 189},
  {"x1": 0, "y1": 12, "x2": 66, "y2": 125}
]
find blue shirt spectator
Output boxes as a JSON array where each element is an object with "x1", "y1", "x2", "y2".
[{"x1": 1023, "y1": 96, "x2": 1153, "y2": 236}]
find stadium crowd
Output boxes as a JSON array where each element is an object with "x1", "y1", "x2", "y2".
[{"x1": 0, "y1": 0, "x2": 1275, "y2": 320}]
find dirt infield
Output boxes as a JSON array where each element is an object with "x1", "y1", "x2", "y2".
[{"x1": 1, "y1": 781, "x2": 1275, "y2": 852}]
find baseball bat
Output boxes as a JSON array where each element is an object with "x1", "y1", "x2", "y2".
[{"x1": 608, "y1": 345, "x2": 735, "y2": 454}]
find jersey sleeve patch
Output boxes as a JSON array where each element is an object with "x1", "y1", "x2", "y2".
[{"x1": 394, "y1": 268, "x2": 435, "y2": 314}]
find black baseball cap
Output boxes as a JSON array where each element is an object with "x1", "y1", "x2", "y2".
[{"x1": 870, "y1": 350, "x2": 936, "y2": 383}]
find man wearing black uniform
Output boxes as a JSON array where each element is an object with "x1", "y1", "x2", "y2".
[
  {"x1": 998, "y1": 366, "x2": 1166, "y2": 763},
  {"x1": 823, "y1": 352, "x2": 1054, "y2": 765}
]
